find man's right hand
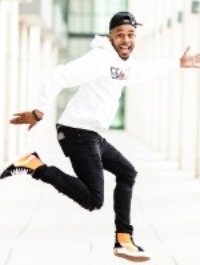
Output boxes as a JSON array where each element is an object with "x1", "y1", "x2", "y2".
[{"x1": 10, "y1": 110, "x2": 44, "y2": 130}]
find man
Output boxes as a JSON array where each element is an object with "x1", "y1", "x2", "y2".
[{"x1": 1, "y1": 11, "x2": 200, "y2": 262}]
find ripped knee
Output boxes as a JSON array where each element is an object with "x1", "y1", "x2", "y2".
[
  {"x1": 117, "y1": 166, "x2": 138, "y2": 186},
  {"x1": 128, "y1": 166, "x2": 138, "y2": 185},
  {"x1": 89, "y1": 198, "x2": 104, "y2": 211}
]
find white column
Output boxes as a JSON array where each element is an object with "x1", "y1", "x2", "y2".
[
  {"x1": 0, "y1": 0, "x2": 9, "y2": 164},
  {"x1": 27, "y1": 25, "x2": 41, "y2": 108},
  {"x1": 178, "y1": 0, "x2": 200, "y2": 174},
  {"x1": 4, "y1": 0, "x2": 20, "y2": 160},
  {"x1": 18, "y1": 22, "x2": 29, "y2": 152},
  {"x1": 191, "y1": 2, "x2": 200, "y2": 178},
  {"x1": 167, "y1": 0, "x2": 184, "y2": 165},
  {"x1": 150, "y1": 31, "x2": 163, "y2": 152},
  {"x1": 25, "y1": 25, "x2": 42, "y2": 150}
]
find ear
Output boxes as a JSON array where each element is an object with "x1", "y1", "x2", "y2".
[{"x1": 108, "y1": 33, "x2": 112, "y2": 41}]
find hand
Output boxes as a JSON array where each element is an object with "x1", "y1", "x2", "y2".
[
  {"x1": 10, "y1": 110, "x2": 44, "y2": 130},
  {"x1": 180, "y1": 46, "x2": 200, "y2": 68}
]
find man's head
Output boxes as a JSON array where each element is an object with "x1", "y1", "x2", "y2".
[{"x1": 109, "y1": 11, "x2": 142, "y2": 60}]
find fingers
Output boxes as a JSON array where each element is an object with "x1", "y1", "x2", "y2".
[
  {"x1": 192, "y1": 54, "x2": 200, "y2": 67},
  {"x1": 10, "y1": 111, "x2": 30, "y2": 124},
  {"x1": 9, "y1": 111, "x2": 38, "y2": 128},
  {"x1": 10, "y1": 117, "x2": 24, "y2": 125},
  {"x1": 11, "y1": 113, "x2": 24, "y2": 123},
  {"x1": 28, "y1": 124, "x2": 35, "y2": 131},
  {"x1": 195, "y1": 54, "x2": 200, "y2": 62},
  {"x1": 13, "y1": 113, "x2": 23, "y2": 116},
  {"x1": 10, "y1": 113, "x2": 28, "y2": 124},
  {"x1": 183, "y1": 45, "x2": 190, "y2": 55}
]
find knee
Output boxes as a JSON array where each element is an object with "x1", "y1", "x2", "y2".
[
  {"x1": 128, "y1": 165, "x2": 138, "y2": 185},
  {"x1": 119, "y1": 165, "x2": 137, "y2": 186},
  {"x1": 89, "y1": 196, "x2": 104, "y2": 211}
]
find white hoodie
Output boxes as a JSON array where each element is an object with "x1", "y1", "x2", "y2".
[{"x1": 36, "y1": 35, "x2": 180, "y2": 132}]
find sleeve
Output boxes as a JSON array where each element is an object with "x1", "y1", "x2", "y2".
[
  {"x1": 35, "y1": 49, "x2": 104, "y2": 113},
  {"x1": 127, "y1": 58, "x2": 180, "y2": 85}
]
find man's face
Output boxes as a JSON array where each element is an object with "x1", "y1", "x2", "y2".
[{"x1": 109, "y1": 24, "x2": 136, "y2": 60}]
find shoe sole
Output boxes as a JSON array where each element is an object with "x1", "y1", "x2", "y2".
[
  {"x1": 114, "y1": 251, "x2": 151, "y2": 262},
  {"x1": 0, "y1": 152, "x2": 40, "y2": 179}
]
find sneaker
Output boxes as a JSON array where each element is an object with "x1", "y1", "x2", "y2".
[
  {"x1": 0, "y1": 152, "x2": 43, "y2": 179},
  {"x1": 114, "y1": 233, "x2": 151, "y2": 262}
]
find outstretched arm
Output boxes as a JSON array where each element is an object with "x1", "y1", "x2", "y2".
[
  {"x1": 9, "y1": 49, "x2": 105, "y2": 130},
  {"x1": 180, "y1": 46, "x2": 200, "y2": 68}
]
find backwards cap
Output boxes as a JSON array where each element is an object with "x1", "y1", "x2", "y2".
[{"x1": 109, "y1": 11, "x2": 142, "y2": 31}]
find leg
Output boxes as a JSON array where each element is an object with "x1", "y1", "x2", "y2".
[
  {"x1": 68, "y1": 144, "x2": 104, "y2": 210},
  {"x1": 34, "y1": 125, "x2": 104, "y2": 211},
  {"x1": 33, "y1": 165, "x2": 93, "y2": 210},
  {"x1": 101, "y1": 138, "x2": 137, "y2": 234},
  {"x1": 100, "y1": 139, "x2": 151, "y2": 261}
]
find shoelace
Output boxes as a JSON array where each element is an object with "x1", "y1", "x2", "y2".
[{"x1": 10, "y1": 168, "x2": 29, "y2": 176}]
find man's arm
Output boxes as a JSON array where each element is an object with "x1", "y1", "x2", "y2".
[
  {"x1": 127, "y1": 46, "x2": 200, "y2": 86},
  {"x1": 9, "y1": 49, "x2": 105, "y2": 130}
]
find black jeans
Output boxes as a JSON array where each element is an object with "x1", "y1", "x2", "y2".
[{"x1": 33, "y1": 125, "x2": 137, "y2": 234}]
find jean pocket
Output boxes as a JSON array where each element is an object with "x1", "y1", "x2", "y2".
[{"x1": 57, "y1": 130, "x2": 70, "y2": 157}]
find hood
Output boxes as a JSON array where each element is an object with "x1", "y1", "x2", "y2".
[
  {"x1": 91, "y1": 35, "x2": 115, "y2": 53},
  {"x1": 91, "y1": 35, "x2": 134, "y2": 64}
]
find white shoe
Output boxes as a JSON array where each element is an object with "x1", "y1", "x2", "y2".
[{"x1": 114, "y1": 233, "x2": 151, "y2": 262}]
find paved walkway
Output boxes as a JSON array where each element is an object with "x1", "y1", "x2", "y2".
[{"x1": 0, "y1": 130, "x2": 200, "y2": 265}]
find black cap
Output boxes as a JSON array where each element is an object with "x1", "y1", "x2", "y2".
[{"x1": 109, "y1": 11, "x2": 142, "y2": 31}]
